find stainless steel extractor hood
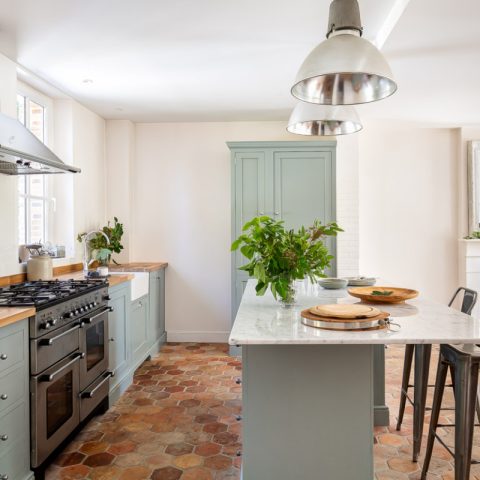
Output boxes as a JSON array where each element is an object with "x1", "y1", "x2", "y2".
[{"x1": 0, "y1": 112, "x2": 80, "y2": 175}]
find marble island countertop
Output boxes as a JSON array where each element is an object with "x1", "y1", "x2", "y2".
[{"x1": 229, "y1": 280, "x2": 480, "y2": 345}]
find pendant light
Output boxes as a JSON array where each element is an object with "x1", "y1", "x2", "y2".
[
  {"x1": 287, "y1": 102, "x2": 362, "y2": 136},
  {"x1": 291, "y1": 0, "x2": 397, "y2": 105}
]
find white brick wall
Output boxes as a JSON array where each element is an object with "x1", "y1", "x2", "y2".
[{"x1": 336, "y1": 135, "x2": 360, "y2": 277}]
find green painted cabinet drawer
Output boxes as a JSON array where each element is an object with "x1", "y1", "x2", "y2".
[
  {"x1": 0, "y1": 402, "x2": 27, "y2": 455},
  {"x1": 0, "y1": 323, "x2": 27, "y2": 376},
  {"x1": 0, "y1": 366, "x2": 26, "y2": 415},
  {"x1": 0, "y1": 436, "x2": 30, "y2": 480}
]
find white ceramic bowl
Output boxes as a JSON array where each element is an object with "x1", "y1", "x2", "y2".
[{"x1": 318, "y1": 278, "x2": 348, "y2": 289}]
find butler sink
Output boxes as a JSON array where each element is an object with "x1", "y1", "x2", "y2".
[{"x1": 109, "y1": 271, "x2": 149, "y2": 301}]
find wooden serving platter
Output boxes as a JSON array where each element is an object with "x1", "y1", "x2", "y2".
[
  {"x1": 301, "y1": 309, "x2": 390, "y2": 331},
  {"x1": 348, "y1": 286, "x2": 419, "y2": 304},
  {"x1": 309, "y1": 304, "x2": 381, "y2": 319}
]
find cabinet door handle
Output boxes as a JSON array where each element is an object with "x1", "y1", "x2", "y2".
[
  {"x1": 0, "y1": 434, "x2": 7, "y2": 441},
  {"x1": 274, "y1": 211, "x2": 280, "y2": 216},
  {"x1": 109, "y1": 338, "x2": 115, "y2": 342},
  {"x1": 0, "y1": 394, "x2": 7, "y2": 400},
  {"x1": 0, "y1": 354, "x2": 6, "y2": 360},
  {"x1": 258, "y1": 211, "x2": 265, "y2": 215},
  {"x1": 1, "y1": 474, "x2": 9, "y2": 479}
]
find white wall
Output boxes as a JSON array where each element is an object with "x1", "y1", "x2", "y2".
[
  {"x1": 105, "y1": 120, "x2": 135, "y2": 264},
  {"x1": 128, "y1": 121, "x2": 359, "y2": 342},
  {"x1": 358, "y1": 121, "x2": 458, "y2": 303},
  {"x1": 0, "y1": 54, "x2": 20, "y2": 275},
  {"x1": 0, "y1": 52, "x2": 107, "y2": 276}
]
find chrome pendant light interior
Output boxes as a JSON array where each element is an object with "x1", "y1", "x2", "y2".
[
  {"x1": 287, "y1": 102, "x2": 362, "y2": 136},
  {"x1": 291, "y1": 0, "x2": 397, "y2": 105}
]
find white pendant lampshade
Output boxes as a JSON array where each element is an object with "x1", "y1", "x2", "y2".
[
  {"x1": 287, "y1": 102, "x2": 362, "y2": 136},
  {"x1": 291, "y1": 0, "x2": 397, "y2": 105}
]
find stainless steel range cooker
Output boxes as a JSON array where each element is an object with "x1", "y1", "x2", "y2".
[{"x1": 0, "y1": 279, "x2": 114, "y2": 477}]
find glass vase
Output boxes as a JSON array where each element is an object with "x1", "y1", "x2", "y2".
[{"x1": 279, "y1": 282, "x2": 297, "y2": 308}]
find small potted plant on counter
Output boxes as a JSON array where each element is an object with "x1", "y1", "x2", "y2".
[
  {"x1": 78, "y1": 217, "x2": 124, "y2": 274},
  {"x1": 231, "y1": 216, "x2": 342, "y2": 307}
]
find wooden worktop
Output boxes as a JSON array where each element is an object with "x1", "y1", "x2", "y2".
[
  {"x1": 0, "y1": 306, "x2": 36, "y2": 329},
  {"x1": 108, "y1": 262, "x2": 168, "y2": 273}
]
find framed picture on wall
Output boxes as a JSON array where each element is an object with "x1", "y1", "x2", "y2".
[{"x1": 468, "y1": 140, "x2": 480, "y2": 233}]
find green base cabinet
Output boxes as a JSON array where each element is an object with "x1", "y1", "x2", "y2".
[
  {"x1": 108, "y1": 269, "x2": 166, "y2": 404},
  {"x1": 148, "y1": 269, "x2": 166, "y2": 352},
  {"x1": 108, "y1": 282, "x2": 132, "y2": 404},
  {"x1": 132, "y1": 295, "x2": 150, "y2": 369},
  {"x1": 0, "y1": 319, "x2": 33, "y2": 480}
]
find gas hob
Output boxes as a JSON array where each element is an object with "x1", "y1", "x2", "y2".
[{"x1": 0, "y1": 278, "x2": 107, "y2": 309}]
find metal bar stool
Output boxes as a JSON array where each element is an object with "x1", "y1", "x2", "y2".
[
  {"x1": 421, "y1": 344, "x2": 480, "y2": 480},
  {"x1": 396, "y1": 287, "x2": 477, "y2": 461}
]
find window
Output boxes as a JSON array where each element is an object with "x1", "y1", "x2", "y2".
[{"x1": 17, "y1": 94, "x2": 49, "y2": 245}]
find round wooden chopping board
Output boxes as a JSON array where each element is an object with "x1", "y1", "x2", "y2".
[
  {"x1": 309, "y1": 304, "x2": 381, "y2": 319},
  {"x1": 301, "y1": 309, "x2": 390, "y2": 331}
]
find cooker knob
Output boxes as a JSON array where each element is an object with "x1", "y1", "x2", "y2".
[
  {"x1": 64, "y1": 312, "x2": 74, "y2": 319},
  {"x1": 92, "y1": 301, "x2": 98, "y2": 307},
  {"x1": 89, "y1": 302, "x2": 95, "y2": 308},
  {"x1": 41, "y1": 321, "x2": 52, "y2": 330},
  {"x1": 79, "y1": 307, "x2": 85, "y2": 313},
  {"x1": 50, "y1": 318, "x2": 57, "y2": 326},
  {"x1": 74, "y1": 309, "x2": 80, "y2": 315}
]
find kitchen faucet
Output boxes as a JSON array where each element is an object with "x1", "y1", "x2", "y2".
[{"x1": 82, "y1": 230, "x2": 110, "y2": 276}]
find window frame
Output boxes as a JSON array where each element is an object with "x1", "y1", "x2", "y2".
[{"x1": 17, "y1": 82, "x2": 54, "y2": 247}]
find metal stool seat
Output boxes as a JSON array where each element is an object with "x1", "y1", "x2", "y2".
[
  {"x1": 396, "y1": 287, "x2": 477, "y2": 461},
  {"x1": 421, "y1": 343, "x2": 480, "y2": 480}
]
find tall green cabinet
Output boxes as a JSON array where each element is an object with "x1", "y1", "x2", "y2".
[{"x1": 229, "y1": 141, "x2": 337, "y2": 318}]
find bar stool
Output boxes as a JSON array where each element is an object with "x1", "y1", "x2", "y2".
[
  {"x1": 396, "y1": 287, "x2": 477, "y2": 461},
  {"x1": 421, "y1": 344, "x2": 480, "y2": 480}
]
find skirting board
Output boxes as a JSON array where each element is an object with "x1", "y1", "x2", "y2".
[{"x1": 167, "y1": 330, "x2": 230, "y2": 343}]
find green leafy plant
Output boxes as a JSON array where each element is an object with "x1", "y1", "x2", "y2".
[
  {"x1": 77, "y1": 217, "x2": 124, "y2": 265},
  {"x1": 231, "y1": 216, "x2": 343, "y2": 304},
  {"x1": 464, "y1": 231, "x2": 480, "y2": 239}
]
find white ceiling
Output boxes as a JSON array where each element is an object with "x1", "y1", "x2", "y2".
[
  {"x1": 0, "y1": 0, "x2": 478, "y2": 125},
  {"x1": 361, "y1": 0, "x2": 480, "y2": 126}
]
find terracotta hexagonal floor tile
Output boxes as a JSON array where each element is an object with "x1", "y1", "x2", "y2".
[
  {"x1": 195, "y1": 442, "x2": 222, "y2": 457},
  {"x1": 173, "y1": 453, "x2": 203, "y2": 469},
  {"x1": 165, "y1": 441, "x2": 194, "y2": 456},
  {"x1": 181, "y1": 467, "x2": 214, "y2": 480},
  {"x1": 53, "y1": 452, "x2": 86, "y2": 467},
  {"x1": 194, "y1": 414, "x2": 218, "y2": 424},
  {"x1": 213, "y1": 432, "x2": 238, "y2": 446},
  {"x1": 83, "y1": 452, "x2": 115, "y2": 467},
  {"x1": 203, "y1": 422, "x2": 228, "y2": 434},
  {"x1": 88, "y1": 465, "x2": 122, "y2": 480},
  {"x1": 204, "y1": 454, "x2": 233, "y2": 471},
  {"x1": 118, "y1": 466, "x2": 152, "y2": 480},
  {"x1": 150, "y1": 466, "x2": 183, "y2": 480},
  {"x1": 378, "y1": 433, "x2": 407, "y2": 447},
  {"x1": 80, "y1": 441, "x2": 109, "y2": 455},
  {"x1": 114, "y1": 452, "x2": 144, "y2": 467},
  {"x1": 107, "y1": 440, "x2": 137, "y2": 456},
  {"x1": 387, "y1": 456, "x2": 420, "y2": 474},
  {"x1": 56, "y1": 464, "x2": 91, "y2": 479}
]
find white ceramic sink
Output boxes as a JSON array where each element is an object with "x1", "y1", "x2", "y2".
[{"x1": 109, "y1": 271, "x2": 149, "y2": 301}]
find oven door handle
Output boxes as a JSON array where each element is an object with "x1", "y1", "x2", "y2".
[
  {"x1": 39, "y1": 322, "x2": 83, "y2": 346},
  {"x1": 82, "y1": 306, "x2": 114, "y2": 325},
  {"x1": 40, "y1": 352, "x2": 84, "y2": 383},
  {"x1": 80, "y1": 371, "x2": 115, "y2": 398}
]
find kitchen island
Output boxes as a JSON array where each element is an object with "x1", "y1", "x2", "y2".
[{"x1": 229, "y1": 280, "x2": 480, "y2": 480}]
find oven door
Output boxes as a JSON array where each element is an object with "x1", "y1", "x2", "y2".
[
  {"x1": 31, "y1": 321, "x2": 82, "y2": 375},
  {"x1": 79, "y1": 306, "x2": 111, "y2": 390},
  {"x1": 30, "y1": 351, "x2": 82, "y2": 468}
]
